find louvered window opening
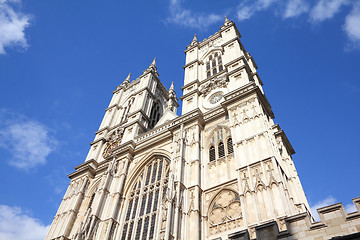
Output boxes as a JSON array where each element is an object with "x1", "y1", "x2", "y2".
[
  {"x1": 218, "y1": 142, "x2": 225, "y2": 158},
  {"x1": 209, "y1": 146, "x2": 216, "y2": 162},
  {"x1": 209, "y1": 128, "x2": 234, "y2": 162},
  {"x1": 121, "y1": 157, "x2": 169, "y2": 240},
  {"x1": 149, "y1": 102, "x2": 162, "y2": 129},
  {"x1": 227, "y1": 138, "x2": 234, "y2": 154},
  {"x1": 206, "y1": 52, "x2": 224, "y2": 78}
]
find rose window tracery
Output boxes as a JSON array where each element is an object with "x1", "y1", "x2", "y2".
[{"x1": 208, "y1": 190, "x2": 242, "y2": 226}]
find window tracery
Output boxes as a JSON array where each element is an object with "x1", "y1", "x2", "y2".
[
  {"x1": 208, "y1": 127, "x2": 234, "y2": 162},
  {"x1": 148, "y1": 101, "x2": 162, "y2": 129},
  {"x1": 121, "y1": 157, "x2": 170, "y2": 240},
  {"x1": 206, "y1": 52, "x2": 224, "y2": 78},
  {"x1": 121, "y1": 98, "x2": 135, "y2": 123},
  {"x1": 208, "y1": 190, "x2": 242, "y2": 226}
]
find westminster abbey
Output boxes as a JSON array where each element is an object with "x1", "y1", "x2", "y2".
[{"x1": 46, "y1": 18, "x2": 360, "y2": 240}]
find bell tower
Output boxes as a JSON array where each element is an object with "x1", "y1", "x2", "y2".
[
  {"x1": 85, "y1": 58, "x2": 178, "y2": 163},
  {"x1": 46, "y1": 17, "x2": 360, "y2": 240}
]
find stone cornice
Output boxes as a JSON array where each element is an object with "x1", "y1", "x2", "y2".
[
  {"x1": 181, "y1": 79, "x2": 200, "y2": 91},
  {"x1": 222, "y1": 82, "x2": 274, "y2": 119},
  {"x1": 273, "y1": 125, "x2": 295, "y2": 155},
  {"x1": 179, "y1": 89, "x2": 200, "y2": 101},
  {"x1": 198, "y1": 69, "x2": 227, "y2": 86},
  {"x1": 221, "y1": 36, "x2": 240, "y2": 49},
  {"x1": 135, "y1": 109, "x2": 204, "y2": 145},
  {"x1": 68, "y1": 159, "x2": 98, "y2": 179},
  {"x1": 184, "y1": 20, "x2": 239, "y2": 52},
  {"x1": 183, "y1": 59, "x2": 202, "y2": 69}
]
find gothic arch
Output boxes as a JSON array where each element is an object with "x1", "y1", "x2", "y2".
[
  {"x1": 120, "y1": 153, "x2": 171, "y2": 240},
  {"x1": 123, "y1": 149, "x2": 171, "y2": 193},
  {"x1": 200, "y1": 47, "x2": 224, "y2": 62},
  {"x1": 206, "y1": 125, "x2": 231, "y2": 146}
]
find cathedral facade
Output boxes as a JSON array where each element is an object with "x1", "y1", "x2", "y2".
[{"x1": 46, "y1": 18, "x2": 360, "y2": 240}]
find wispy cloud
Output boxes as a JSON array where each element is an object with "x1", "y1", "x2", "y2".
[
  {"x1": 284, "y1": 0, "x2": 310, "y2": 18},
  {"x1": 310, "y1": 0, "x2": 350, "y2": 22},
  {"x1": 343, "y1": 1, "x2": 360, "y2": 49},
  {"x1": 0, "y1": 205, "x2": 49, "y2": 240},
  {"x1": 166, "y1": 0, "x2": 222, "y2": 29},
  {"x1": 236, "y1": 0, "x2": 278, "y2": 21},
  {"x1": 0, "y1": 0, "x2": 31, "y2": 54},
  {"x1": 166, "y1": 0, "x2": 360, "y2": 50},
  {"x1": 310, "y1": 196, "x2": 337, "y2": 221},
  {"x1": 0, "y1": 110, "x2": 58, "y2": 170},
  {"x1": 345, "y1": 203, "x2": 357, "y2": 213}
]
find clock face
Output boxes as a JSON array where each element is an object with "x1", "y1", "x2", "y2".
[
  {"x1": 209, "y1": 92, "x2": 223, "y2": 104},
  {"x1": 102, "y1": 138, "x2": 121, "y2": 158}
]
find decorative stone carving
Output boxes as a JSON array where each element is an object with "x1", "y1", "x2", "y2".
[
  {"x1": 199, "y1": 76, "x2": 228, "y2": 96},
  {"x1": 208, "y1": 190, "x2": 242, "y2": 234}
]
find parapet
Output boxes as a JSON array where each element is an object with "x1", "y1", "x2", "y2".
[{"x1": 226, "y1": 197, "x2": 360, "y2": 240}]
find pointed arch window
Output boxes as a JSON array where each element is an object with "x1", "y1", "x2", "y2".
[
  {"x1": 227, "y1": 138, "x2": 233, "y2": 154},
  {"x1": 206, "y1": 52, "x2": 224, "y2": 78},
  {"x1": 209, "y1": 146, "x2": 216, "y2": 162},
  {"x1": 208, "y1": 127, "x2": 234, "y2": 163},
  {"x1": 149, "y1": 101, "x2": 162, "y2": 129},
  {"x1": 121, "y1": 157, "x2": 170, "y2": 240},
  {"x1": 121, "y1": 98, "x2": 135, "y2": 123},
  {"x1": 218, "y1": 142, "x2": 225, "y2": 158}
]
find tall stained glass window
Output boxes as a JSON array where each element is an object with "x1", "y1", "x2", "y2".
[{"x1": 121, "y1": 156, "x2": 170, "y2": 240}]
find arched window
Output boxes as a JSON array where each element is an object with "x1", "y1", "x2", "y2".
[
  {"x1": 206, "y1": 52, "x2": 224, "y2": 78},
  {"x1": 121, "y1": 98, "x2": 135, "y2": 123},
  {"x1": 227, "y1": 138, "x2": 233, "y2": 154},
  {"x1": 208, "y1": 127, "x2": 233, "y2": 162},
  {"x1": 121, "y1": 157, "x2": 169, "y2": 240},
  {"x1": 218, "y1": 142, "x2": 225, "y2": 158},
  {"x1": 209, "y1": 146, "x2": 216, "y2": 162},
  {"x1": 149, "y1": 102, "x2": 162, "y2": 129}
]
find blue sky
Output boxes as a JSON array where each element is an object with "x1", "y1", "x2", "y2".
[{"x1": 0, "y1": 0, "x2": 359, "y2": 238}]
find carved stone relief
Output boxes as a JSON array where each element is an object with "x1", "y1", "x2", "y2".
[
  {"x1": 199, "y1": 76, "x2": 228, "y2": 96},
  {"x1": 208, "y1": 190, "x2": 242, "y2": 235}
]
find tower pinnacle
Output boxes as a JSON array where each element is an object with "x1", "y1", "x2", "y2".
[{"x1": 123, "y1": 73, "x2": 131, "y2": 85}]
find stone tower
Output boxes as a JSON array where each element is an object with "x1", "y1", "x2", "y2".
[{"x1": 46, "y1": 18, "x2": 360, "y2": 240}]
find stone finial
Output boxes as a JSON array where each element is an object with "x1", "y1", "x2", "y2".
[
  {"x1": 150, "y1": 57, "x2": 156, "y2": 67},
  {"x1": 191, "y1": 34, "x2": 198, "y2": 46},
  {"x1": 123, "y1": 73, "x2": 131, "y2": 84},
  {"x1": 169, "y1": 81, "x2": 175, "y2": 92},
  {"x1": 225, "y1": 16, "x2": 229, "y2": 23},
  {"x1": 143, "y1": 57, "x2": 158, "y2": 75}
]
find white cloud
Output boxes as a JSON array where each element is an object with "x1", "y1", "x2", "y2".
[
  {"x1": 236, "y1": 0, "x2": 278, "y2": 21},
  {"x1": 166, "y1": 0, "x2": 222, "y2": 29},
  {"x1": 345, "y1": 203, "x2": 357, "y2": 213},
  {"x1": 0, "y1": 0, "x2": 31, "y2": 54},
  {"x1": 0, "y1": 111, "x2": 57, "y2": 170},
  {"x1": 284, "y1": 0, "x2": 310, "y2": 18},
  {"x1": 310, "y1": 0, "x2": 350, "y2": 22},
  {"x1": 343, "y1": 2, "x2": 360, "y2": 48},
  {"x1": 310, "y1": 196, "x2": 337, "y2": 221},
  {"x1": 0, "y1": 205, "x2": 49, "y2": 240}
]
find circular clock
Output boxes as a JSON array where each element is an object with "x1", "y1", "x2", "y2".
[
  {"x1": 209, "y1": 92, "x2": 223, "y2": 104},
  {"x1": 102, "y1": 138, "x2": 121, "y2": 158}
]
